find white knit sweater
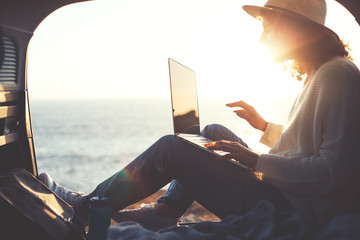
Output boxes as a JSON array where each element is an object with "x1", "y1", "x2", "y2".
[{"x1": 256, "y1": 57, "x2": 360, "y2": 224}]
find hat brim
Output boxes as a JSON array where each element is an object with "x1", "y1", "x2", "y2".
[{"x1": 242, "y1": 5, "x2": 335, "y2": 35}]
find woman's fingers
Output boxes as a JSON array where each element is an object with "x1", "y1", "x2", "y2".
[
  {"x1": 227, "y1": 100, "x2": 266, "y2": 131},
  {"x1": 204, "y1": 142, "x2": 235, "y2": 161},
  {"x1": 205, "y1": 140, "x2": 239, "y2": 153},
  {"x1": 227, "y1": 101, "x2": 255, "y2": 121},
  {"x1": 216, "y1": 154, "x2": 234, "y2": 161},
  {"x1": 234, "y1": 109, "x2": 249, "y2": 120},
  {"x1": 226, "y1": 100, "x2": 253, "y2": 111},
  {"x1": 226, "y1": 100, "x2": 245, "y2": 108}
]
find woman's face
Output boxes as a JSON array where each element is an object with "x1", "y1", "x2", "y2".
[{"x1": 260, "y1": 16, "x2": 305, "y2": 63}]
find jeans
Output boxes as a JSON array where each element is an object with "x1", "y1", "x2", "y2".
[
  {"x1": 157, "y1": 124, "x2": 250, "y2": 213},
  {"x1": 92, "y1": 124, "x2": 291, "y2": 218}
]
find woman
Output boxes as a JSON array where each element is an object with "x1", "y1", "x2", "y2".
[{"x1": 40, "y1": 0, "x2": 360, "y2": 231}]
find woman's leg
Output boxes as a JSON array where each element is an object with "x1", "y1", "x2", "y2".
[
  {"x1": 92, "y1": 132, "x2": 291, "y2": 218},
  {"x1": 156, "y1": 179, "x2": 193, "y2": 215},
  {"x1": 201, "y1": 124, "x2": 249, "y2": 147},
  {"x1": 157, "y1": 124, "x2": 251, "y2": 214}
]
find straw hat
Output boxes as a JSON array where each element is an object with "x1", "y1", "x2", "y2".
[{"x1": 243, "y1": 0, "x2": 334, "y2": 34}]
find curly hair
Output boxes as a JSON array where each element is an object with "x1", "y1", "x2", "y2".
[{"x1": 289, "y1": 25, "x2": 353, "y2": 81}]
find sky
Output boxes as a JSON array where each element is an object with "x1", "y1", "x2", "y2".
[{"x1": 27, "y1": 0, "x2": 360, "y2": 104}]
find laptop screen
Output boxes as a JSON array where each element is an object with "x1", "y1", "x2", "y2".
[{"x1": 168, "y1": 58, "x2": 201, "y2": 135}]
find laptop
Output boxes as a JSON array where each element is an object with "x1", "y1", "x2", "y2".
[{"x1": 168, "y1": 58, "x2": 249, "y2": 169}]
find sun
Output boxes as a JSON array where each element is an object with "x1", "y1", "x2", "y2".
[
  {"x1": 27, "y1": 0, "x2": 360, "y2": 154},
  {"x1": 199, "y1": 0, "x2": 359, "y2": 132},
  {"x1": 28, "y1": 0, "x2": 359, "y2": 102},
  {"x1": 201, "y1": 0, "x2": 360, "y2": 111}
]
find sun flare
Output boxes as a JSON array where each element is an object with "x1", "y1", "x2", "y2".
[
  {"x1": 28, "y1": 0, "x2": 359, "y2": 106},
  {"x1": 27, "y1": 0, "x2": 360, "y2": 154}
]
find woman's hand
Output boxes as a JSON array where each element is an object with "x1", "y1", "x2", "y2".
[
  {"x1": 226, "y1": 101, "x2": 267, "y2": 132},
  {"x1": 205, "y1": 140, "x2": 259, "y2": 170}
]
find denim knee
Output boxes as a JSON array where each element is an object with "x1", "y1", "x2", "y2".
[
  {"x1": 201, "y1": 124, "x2": 249, "y2": 148},
  {"x1": 201, "y1": 124, "x2": 229, "y2": 139},
  {"x1": 157, "y1": 135, "x2": 179, "y2": 146}
]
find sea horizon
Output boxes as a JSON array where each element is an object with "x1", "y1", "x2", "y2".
[{"x1": 30, "y1": 97, "x2": 292, "y2": 193}]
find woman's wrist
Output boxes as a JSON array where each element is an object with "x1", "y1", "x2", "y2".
[
  {"x1": 259, "y1": 121, "x2": 268, "y2": 132},
  {"x1": 242, "y1": 149, "x2": 259, "y2": 170}
]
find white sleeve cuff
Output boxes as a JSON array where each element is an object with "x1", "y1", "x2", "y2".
[{"x1": 259, "y1": 122, "x2": 284, "y2": 148}]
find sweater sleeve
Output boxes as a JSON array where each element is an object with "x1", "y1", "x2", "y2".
[
  {"x1": 259, "y1": 122, "x2": 284, "y2": 148},
  {"x1": 256, "y1": 59, "x2": 360, "y2": 197}
]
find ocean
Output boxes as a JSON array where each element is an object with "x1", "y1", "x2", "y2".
[{"x1": 30, "y1": 98, "x2": 288, "y2": 193}]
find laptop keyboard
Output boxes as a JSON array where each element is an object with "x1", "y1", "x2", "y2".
[
  {"x1": 179, "y1": 135, "x2": 229, "y2": 156},
  {"x1": 178, "y1": 134, "x2": 250, "y2": 170}
]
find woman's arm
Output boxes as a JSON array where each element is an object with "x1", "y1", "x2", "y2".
[
  {"x1": 226, "y1": 100, "x2": 284, "y2": 147},
  {"x1": 257, "y1": 59, "x2": 360, "y2": 197}
]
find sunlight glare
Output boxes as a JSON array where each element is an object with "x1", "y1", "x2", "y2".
[
  {"x1": 26, "y1": 0, "x2": 360, "y2": 154},
  {"x1": 27, "y1": 0, "x2": 359, "y2": 109}
]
